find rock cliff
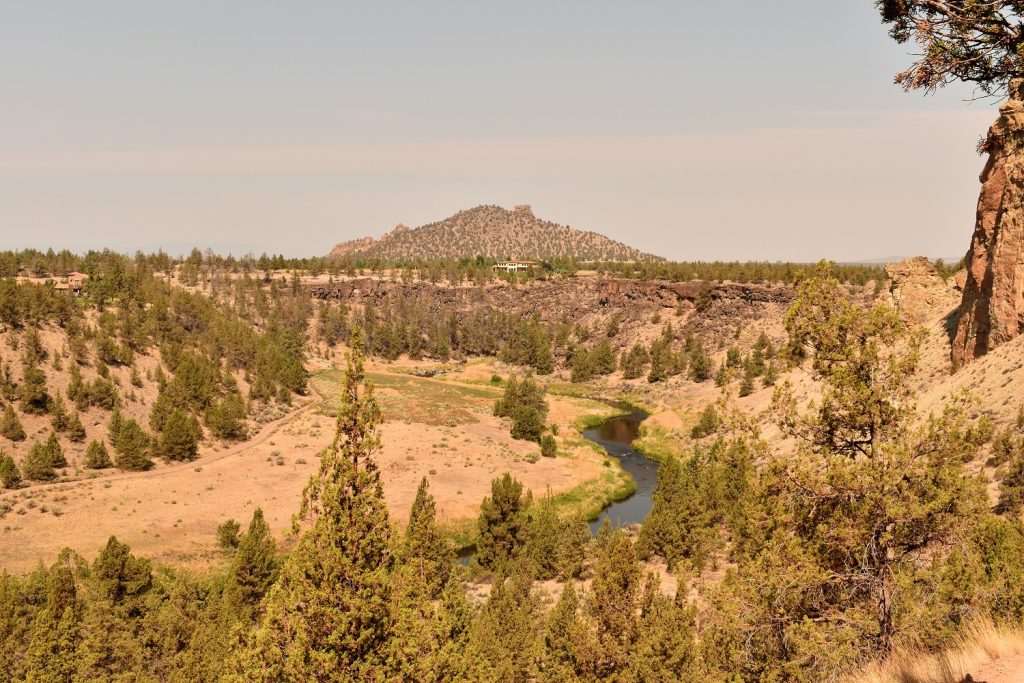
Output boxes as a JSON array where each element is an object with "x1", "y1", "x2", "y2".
[
  {"x1": 953, "y1": 79, "x2": 1024, "y2": 364},
  {"x1": 883, "y1": 257, "x2": 960, "y2": 326}
]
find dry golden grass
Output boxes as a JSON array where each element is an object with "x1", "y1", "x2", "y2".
[{"x1": 852, "y1": 620, "x2": 1024, "y2": 683}]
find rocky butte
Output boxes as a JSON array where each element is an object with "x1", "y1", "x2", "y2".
[{"x1": 954, "y1": 78, "x2": 1024, "y2": 365}]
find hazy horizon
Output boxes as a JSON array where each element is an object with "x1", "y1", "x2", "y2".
[{"x1": 0, "y1": 2, "x2": 998, "y2": 261}]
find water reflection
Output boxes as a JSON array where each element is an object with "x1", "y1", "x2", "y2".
[{"x1": 583, "y1": 408, "x2": 658, "y2": 534}]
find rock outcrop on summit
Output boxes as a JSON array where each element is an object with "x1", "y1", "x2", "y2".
[
  {"x1": 954, "y1": 79, "x2": 1024, "y2": 364},
  {"x1": 328, "y1": 204, "x2": 661, "y2": 262}
]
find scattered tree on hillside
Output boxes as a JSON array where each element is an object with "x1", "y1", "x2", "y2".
[
  {"x1": 109, "y1": 410, "x2": 152, "y2": 471},
  {"x1": 84, "y1": 440, "x2": 112, "y2": 469},
  {"x1": 44, "y1": 431, "x2": 66, "y2": 468},
  {"x1": 0, "y1": 404, "x2": 25, "y2": 442},
  {"x1": 21, "y1": 440, "x2": 56, "y2": 481},
  {"x1": 703, "y1": 262, "x2": 997, "y2": 676},
  {"x1": 158, "y1": 409, "x2": 200, "y2": 462},
  {"x1": 18, "y1": 364, "x2": 50, "y2": 415},
  {"x1": 206, "y1": 393, "x2": 248, "y2": 440},
  {"x1": 620, "y1": 343, "x2": 650, "y2": 380},
  {"x1": 0, "y1": 451, "x2": 21, "y2": 488}
]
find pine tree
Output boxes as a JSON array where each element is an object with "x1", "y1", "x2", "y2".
[
  {"x1": 50, "y1": 394, "x2": 70, "y2": 432},
  {"x1": 688, "y1": 339, "x2": 712, "y2": 382},
  {"x1": 0, "y1": 405, "x2": 25, "y2": 442},
  {"x1": 18, "y1": 365, "x2": 50, "y2": 415},
  {"x1": 0, "y1": 451, "x2": 21, "y2": 489},
  {"x1": 22, "y1": 440, "x2": 56, "y2": 481},
  {"x1": 477, "y1": 473, "x2": 531, "y2": 571},
  {"x1": 586, "y1": 525, "x2": 643, "y2": 677},
  {"x1": 84, "y1": 440, "x2": 112, "y2": 469},
  {"x1": 539, "y1": 581, "x2": 586, "y2": 683},
  {"x1": 44, "y1": 431, "x2": 66, "y2": 468},
  {"x1": 402, "y1": 477, "x2": 452, "y2": 597},
  {"x1": 229, "y1": 508, "x2": 279, "y2": 612},
  {"x1": 462, "y1": 568, "x2": 541, "y2": 683},
  {"x1": 158, "y1": 408, "x2": 199, "y2": 461},
  {"x1": 232, "y1": 327, "x2": 394, "y2": 680},
  {"x1": 112, "y1": 417, "x2": 152, "y2": 471},
  {"x1": 66, "y1": 411, "x2": 86, "y2": 443},
  {"x1": 620, "y1": 343, "x2": 650, "y2": 380},
  {"x1": 205, "y1": 392, "x2": 248, "y2": 440}
]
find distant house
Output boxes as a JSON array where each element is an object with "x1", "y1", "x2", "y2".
[
  {"x1": 54, "y1": 272, "x2": 87, "y2": 295},
  {"x1": 492, "y1": 260, "x2": 537, "y2": 274}
]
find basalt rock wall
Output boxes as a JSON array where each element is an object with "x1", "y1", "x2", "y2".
[{"x1": 953, "y1": 79, "x2": 1024, "y2": 364}]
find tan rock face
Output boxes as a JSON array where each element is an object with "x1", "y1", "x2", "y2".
[
  {"x1": 329, "y1": 236, "x2": 375, "y2": 257},
  {"x1": 883, "y1": 257, "x2": 959, "y2": 326},
  {"x1": 953, "y1": 79, "x2": 1024, "y2": 364}
]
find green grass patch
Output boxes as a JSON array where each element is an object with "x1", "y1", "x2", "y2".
[
  {"x1": 548, "y1": 458, "x2": 636, "y2": 521},
  {"x1": 312, "y1": 369, "x2": 500, "y2": 426},
  {"x1": 632, "y1": 423, "x2": 688, "y2": 463}
]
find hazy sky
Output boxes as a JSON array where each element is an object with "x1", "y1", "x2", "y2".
[{"x1": 0, "y1": 1, "x2": 999, "y2": 261}]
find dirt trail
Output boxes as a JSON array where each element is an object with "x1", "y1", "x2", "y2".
[{"x1": 968, "y1": 654, "x2": 1024, "y2": 682}]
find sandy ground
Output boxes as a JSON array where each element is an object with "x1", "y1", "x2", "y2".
[
  {"x1": 970, "y1": 654, "x2": 1024, "y2": 682},
  {"x1": 0, "y1": 360, "x2": 614, "y2": 573}
]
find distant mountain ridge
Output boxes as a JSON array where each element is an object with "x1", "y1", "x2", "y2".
[{"x1": 329, "y1": 204, "x2": 662, "y2": 262}]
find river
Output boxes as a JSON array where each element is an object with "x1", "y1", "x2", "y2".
[
  {"x1": 582, "y1": 406, "x2": 658, "y2": 533},
  {"x1": 457, "y1": 406, "x2": 657, "y2": 563}
]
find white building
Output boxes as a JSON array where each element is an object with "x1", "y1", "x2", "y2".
[{"x1": 491, "y1": 260, "x2": 537, "y2": 273}]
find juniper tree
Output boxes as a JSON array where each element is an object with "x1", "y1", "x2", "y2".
[
  {"x1": 50, "y1": 394, "x2": 70, "y2": 432},
  {"x1": 110, "y1": 414, "x2": 151, "y2": 471},
  {"x1": 401, "y1": 477, "x2": 452, "y2": 597},
  {"x1": 494, "y1": 374, "x2": 549, "y2": 443},
  {"x1": 688, "y1": 339, "x2": 713, "y2": 382},
  {"x1": 0, "y1": 451, "x2": 21, "y2": 489},
  {"x1": 18, "y1": 365, "x2": 50, "y2": 415},
  {"x1": 477, "y1": 473, "x2": 531, "y2": 571},
  {"x1": 205, "y1": 392, "x2": 247, "y2": 440},
  {"x1": 66, "y1": 411, "x2": 86, "y2": 443},
  {"x1": 586, "y1": 524, "x2": 644, "y2": 677},
  {"x1": 158, "y1": 408, "x2": 199, "y2": 462},
  {"x1": 84, "y1": 440, "x2": 111, "y2": 469},
  {"x1": 24, "y1": 561, "x2": 81, "y2": 682},
  {"x1": 706, "y1": 262, "x2": 995, "y2": 677},
  {"x1": 461, "y1": 568, "x2": 541, "y2": 683},
  {"x1": 570, "y1": 347, "x2": 594, "y2": 383},
  {"x1": 877, "y1": 0, "x2": 1024, "y2": 96},
  {"x1": 233, "y1": 327, "x2": 394, "y2": 681},
  {"x1": 0, "y1": 405, "x2": 25, "y2": 442},
  {"x1": 22, "y1": 441, "x2": 56, "y2": 481},
  {"x1": 44, "y1": 431, "x2": 66, "y2": 468},
  {"x1": 228, "y1": 508, "x2": 279, "y2": 613},
  {"x1": 539, "y1": 581, "x2": 586, "y2": 683},
  {"x1": 590, "y1": 340, "x2": 617, "y2": 376}
]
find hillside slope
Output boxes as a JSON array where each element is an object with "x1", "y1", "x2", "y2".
[{"x1": 329, "y1": 204, "x2": 662, "y2": 262}]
